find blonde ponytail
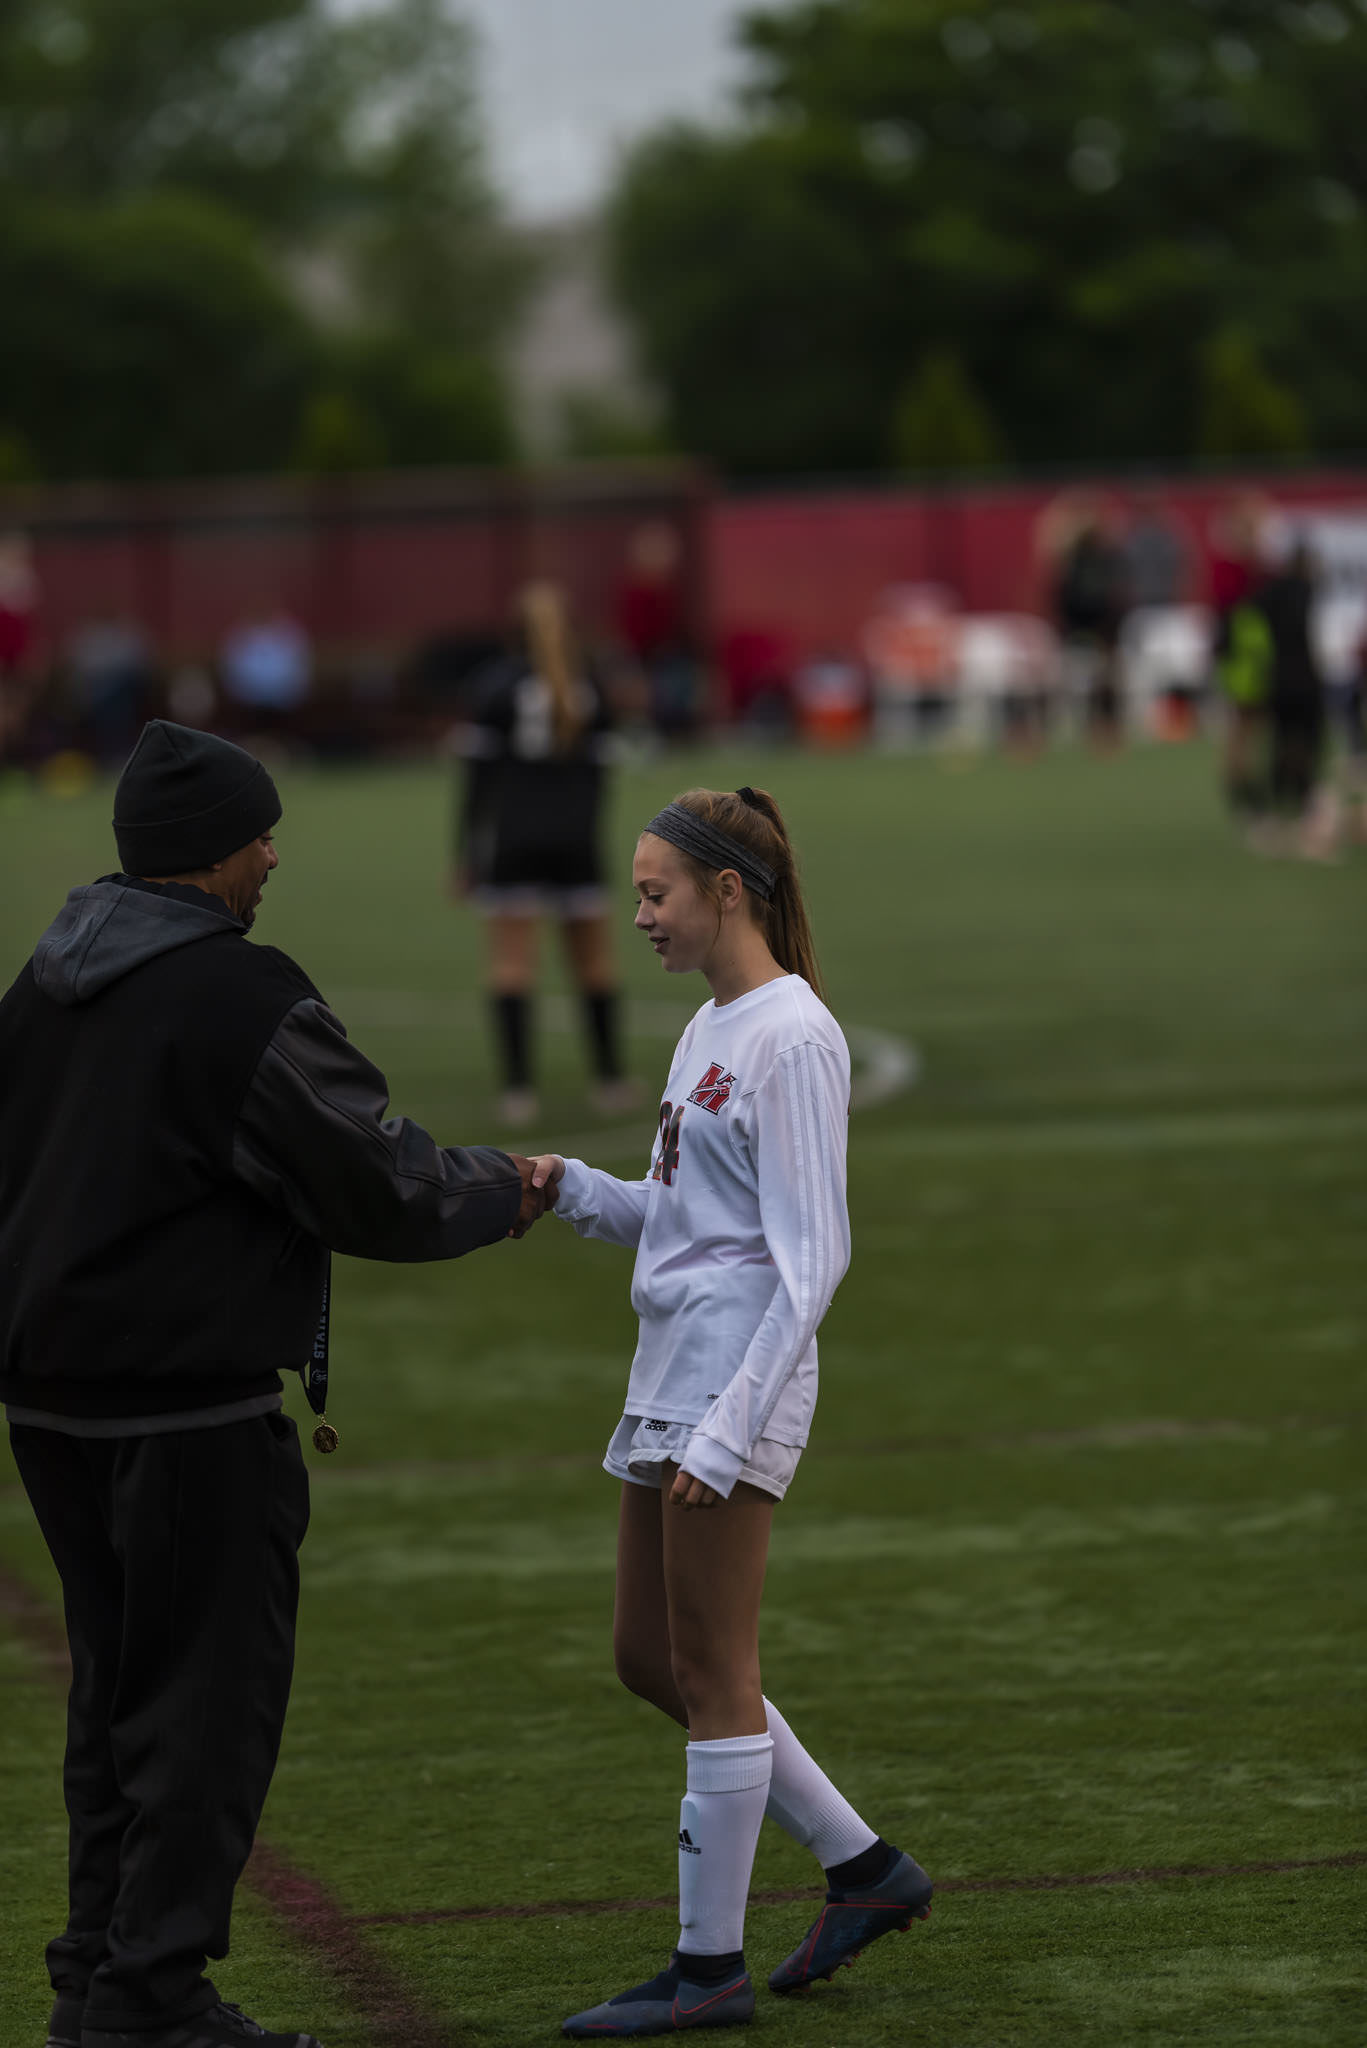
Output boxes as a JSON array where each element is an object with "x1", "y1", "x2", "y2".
[{"x1": 519, "y1": 581, "x2": 585, "y2": 753}]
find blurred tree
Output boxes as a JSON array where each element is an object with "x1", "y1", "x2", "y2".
[
  {"x1": 0, "y1": 429, "x2": 39, "y2": 484},
  {"x1": 557, "y1": 391, "x2": 675, "y2": 462},
  {"x1": 0, "y1": 0, "x2": 344, "y2": 220},
  {"x1": 607, "y1": 0, "x2": 1367, "y2": 474},
  {"x1": 324, "y1": 336, "x2": 516, "y2": 466},
  {"x1": 318, "y1": 0, "x2": 529, "y2": 357},
  {"x1": 1197, "y1": 328, "x2": 1309, "y2": 460},
  {"x1": 892, "y1": 350, "x2": 1004, "y2": 472},
  {"x1": 0, "y1": 0, "x2": 526, "y2": 477},
  {"x1": 290, "y1": 389, "x2": 391, "y2": 476},
  {"x1": 0, "y1": 190, "x2": 315, "y2": 477}
]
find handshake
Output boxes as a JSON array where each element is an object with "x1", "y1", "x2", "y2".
[{"x1": 507, "y1": 1153, "x2": 567, "y2": 1239}]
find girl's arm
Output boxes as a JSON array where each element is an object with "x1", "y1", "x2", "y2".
[
  {"x1": 529, "y1": 1153, "x2": 654, "y2": 1248},
  {"x1": 680, "y1": 1040, "x2": 852, "y2": 1498}
]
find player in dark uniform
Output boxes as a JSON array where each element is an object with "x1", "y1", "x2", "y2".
[{"x1": 455, "y1": 581, "x2": 636, "y2": 1126}]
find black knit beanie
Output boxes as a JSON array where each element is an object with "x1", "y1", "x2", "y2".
[{"x1": 113, "y1": 720, "x2": 282, "y2": 876}]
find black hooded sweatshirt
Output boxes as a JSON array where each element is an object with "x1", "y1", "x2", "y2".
[{"x1": 0, "y1": 876, "x2": 521, "y2": 1425}]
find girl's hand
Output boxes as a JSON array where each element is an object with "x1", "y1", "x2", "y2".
[
  {"x1": 528, "y1": 1154, "x2": 565, "y2": 1191},
  {"x1": 669, "y1": 1468, "x2": 720, "y2": 1510}
]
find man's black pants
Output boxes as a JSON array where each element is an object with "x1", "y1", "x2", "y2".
[{"x1": 10, "y1": 1411, "x2": 310, "y2": 2032}]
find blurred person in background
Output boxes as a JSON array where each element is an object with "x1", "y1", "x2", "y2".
[
  {"x1": 1207, "y1": 492, "x2": 1270, "y2": 618},
  {"x1": 218, "y1": 610, "x2": 312, "y2": 745},
  {"x1": 67, "y1": 615, "x2": 156, "y2": 768},
  {"x1": 1344, "y1": 622, "x2": 1367, "y2": 844},
  {"x1": 455, "y1": 580, "x2": 636, "y2": 1127},
  {"x1": 1209, "y1": 495, "x2": 1274, "y2": 833},
  {"x1": 1039, "y1": 493, "x2": 1130, "y2": 750},
  {"x1": 791, "y1": 645, "x2": 870, "y2": 749},
  {"x1": 1121, "y1": 489, "x2": 1192, "y2": 611},
  {"x1": 1257, "y1": 539, "x2": 1335, "y2": 859},
  {"x1": 0, "y1": 528, "x2": 41, "y2": 762},
  {"x1": 615, "y1": 519, "x2": 701, "y2": 741},
  {"x1": 0, "y1": 719, "x2": 552, "y2": 2048}
]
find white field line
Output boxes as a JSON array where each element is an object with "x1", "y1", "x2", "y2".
[
  {"x1": 327, "y1": 988, "x2": 1365, "y2": 1162},
  {"x1": 329, "y1": 987, "x2": 920, "y2": 1158},
  {"x1": 863, "y1": 1100, "x2": 1367, "y2": 1161},
  {"x1": 301, "y1": 1487, "x2": 1345, "y2": 1587}
]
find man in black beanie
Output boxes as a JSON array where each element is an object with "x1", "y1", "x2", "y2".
[{"x1": 0, "y1": 721, "x2": 554, "y2": 2048}]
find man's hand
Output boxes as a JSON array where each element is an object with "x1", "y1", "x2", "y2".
[{"x1": 507, "y1": 1154, "x2": 558, "y2": 1237}]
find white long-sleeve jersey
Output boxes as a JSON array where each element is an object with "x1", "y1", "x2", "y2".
[{"x1": 555, "y1": 974, "x2": 851, "y2": 1498}]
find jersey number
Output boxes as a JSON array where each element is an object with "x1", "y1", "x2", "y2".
[{"x1": 652, "y1": 1101, "x2": 684, "y2": 1184}]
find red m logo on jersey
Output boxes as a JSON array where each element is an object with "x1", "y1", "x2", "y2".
[{"x1": 687, "y1": 1062, "x2": 736, "y2": 1114}]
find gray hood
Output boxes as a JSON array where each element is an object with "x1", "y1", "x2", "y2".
[{"x1": 32, "y1": 878, "x2": 243, "y2": 1007}]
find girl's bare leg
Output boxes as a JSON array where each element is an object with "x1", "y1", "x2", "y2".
[
  {"x1": 648, "y1": 1468, "x2": 775, "y2": 1963},
  {"x1": 560, "y1": 914, "x2": 616, "y2": 994},
  {"x1": 487, "y1": 912, "x2": 539, "y2": 995},
  {"x1": 612, "y1": 1481, "x2": 685, "y2": 1723},
  {"x1": 659, "y1": 1468, "x2": 773, "y2": 1739}
]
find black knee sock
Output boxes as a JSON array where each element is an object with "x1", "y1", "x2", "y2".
[
  {"x1": 583, "y1": 989, "x2": 623, "y2": 1081},
  {"x1": 493, "y1": 993, "x2": 532, "y2": 1090}
]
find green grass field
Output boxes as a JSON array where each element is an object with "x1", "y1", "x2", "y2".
[{"x1": 1, "y1": 739, "x2": 1363, "y2": 2047}]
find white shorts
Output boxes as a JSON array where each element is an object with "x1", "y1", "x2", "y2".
[{"x1": 604, "y1": 1414, "x2": 800, "y2": 1502}]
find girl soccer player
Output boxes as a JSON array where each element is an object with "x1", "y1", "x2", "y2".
[
  {"x1": 454, "y1": 580, "x2": 634, "y2": 1127},
  {"x1": 527, "y1": 786, "x2": 931, "y2": 2038}
]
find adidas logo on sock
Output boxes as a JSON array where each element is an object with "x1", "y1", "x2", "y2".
[{"x1": 679, "y1": 1827, "x2": 701, "y2": 1855}]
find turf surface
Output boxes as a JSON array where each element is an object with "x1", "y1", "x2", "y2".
[{"x1": 1, "y1": 738, "x2": 1363, "y2": 2045}]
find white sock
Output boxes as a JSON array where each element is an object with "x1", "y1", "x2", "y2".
[
  {"x1": 677, "y1": 1733, "x2": 773, "y2": 1958},
  {"x1": 763, "y1": 1696, "x2": 878, "y2": 1868}
]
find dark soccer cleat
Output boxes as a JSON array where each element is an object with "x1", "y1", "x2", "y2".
[
  {"x1": 80, "y1": 2002, "x2": 324, "y2": 2048},
  {"x1": 767, "y1": 1848, "x2": 933, "y2": 1994},
  {"x1": 45, "y1": 1992, "x2": 84, "y2": 2048},
  {"x1": 562, "y1": 1953, "x2": 754, "y2": 2037}
]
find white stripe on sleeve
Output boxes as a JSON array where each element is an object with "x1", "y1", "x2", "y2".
[{"x1": 686, "y1": 1040, "x2": 850, "y2": 1477}]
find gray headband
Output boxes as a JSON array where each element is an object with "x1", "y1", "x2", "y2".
[{"x1": 643, "y1": 802, "x2": 776, "y2": 900}]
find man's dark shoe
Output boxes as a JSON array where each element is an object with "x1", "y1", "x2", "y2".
[
  {"x1": 46, "y1": 1992, "x2": 84, "y2": 2048},
  {"x1": 81, "y1": 2002, "x2": 324, "y2": 2048},
  {"x1": 768, "y1": 1848, "x2": 933, "y2": 1993}
]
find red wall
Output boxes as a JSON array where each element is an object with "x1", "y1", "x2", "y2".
[
  {"x1": 704, "y1": 470, "x2": 1367, "y2": 663},
  {"x1": 7, "y1": 464, "x2": 1367, "y2": 674},
  {"x1": 5, "y1": 471, "x2": 709, "y2": 666}
]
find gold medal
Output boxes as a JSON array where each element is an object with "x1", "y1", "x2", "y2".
[{"x1": 312, "y1": 1419, "x2": 340, "y2": 1455}]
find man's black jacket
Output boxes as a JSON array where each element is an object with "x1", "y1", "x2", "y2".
[{"x1": 0, "y1": 876, "x2": 522, "y2": 1420}]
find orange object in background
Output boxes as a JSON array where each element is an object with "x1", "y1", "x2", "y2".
[
  {"x1": 1153, "y1": 691, "x2": 1200, "y2": 742},
  {"x1": 793, "y1": 651, "x2": 870, "y2": 748}
]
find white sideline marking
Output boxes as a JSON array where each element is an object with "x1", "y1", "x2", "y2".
[
  {"x1": 329, "y1": 988, "x2": 920, "y2": 1159},
  {"x1": 323, "y1": 988, "x2": 1365, "y2": 1161},
  {"x1": 847, "y1": 1023, "x2": 921, "y2": 1112},
  {"x1": 865, "y1": 1100, "x2": 1367, "y2": 1161},
  {"x1": 304, "y1": 1487, "x2": 1341, "y2": 1587}
]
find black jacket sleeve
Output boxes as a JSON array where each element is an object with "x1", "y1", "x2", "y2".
[{"x1": 232, "y1": 998, "x2": 522, "y2": 1259}]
